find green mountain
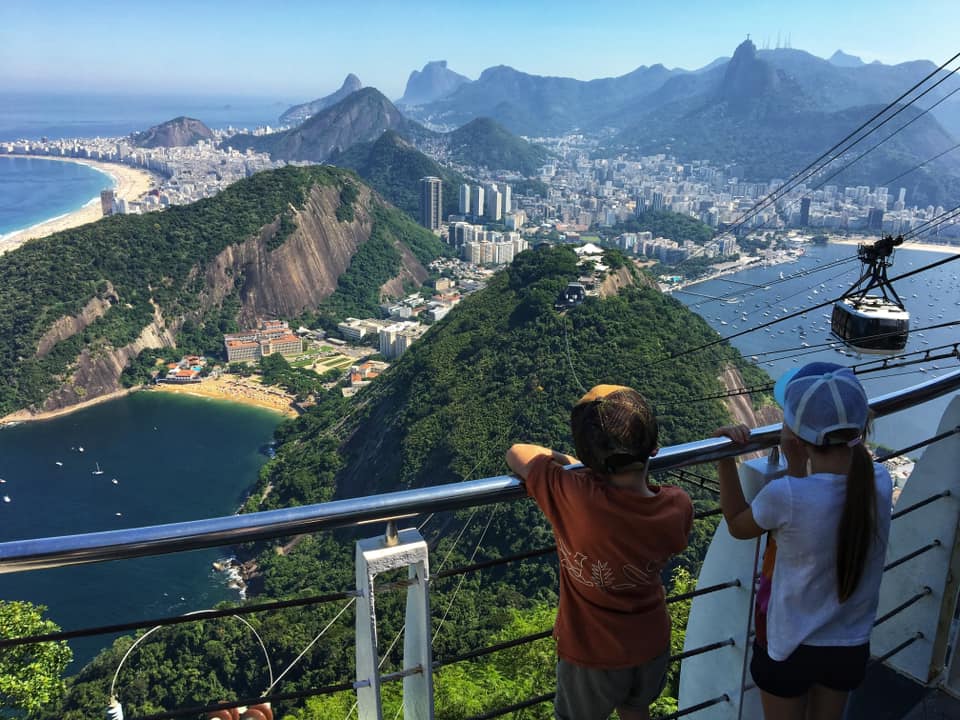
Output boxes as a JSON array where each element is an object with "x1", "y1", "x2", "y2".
[
  {"x1": 444, "y1": 117, "x2": 551, "y2": 175},
  {"x1": 0, "y1": 166, "x2": 446, "y2": 418},
  {"x1": 48, "y1": 246, "x2": 766, "y2": 719},
  {"x1": 227, "y1": 88, "x2": 430, "y2": 162},
  {"x1": 330, "y1": 130, "x2": 466, "y2": 219}
]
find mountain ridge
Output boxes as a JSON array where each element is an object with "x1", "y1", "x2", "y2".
[{"x1": 278, "y1": 74, "x2": 363, "y2": 125}]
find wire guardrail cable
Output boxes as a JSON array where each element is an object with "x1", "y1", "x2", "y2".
[
  {"x1": 876, "y1": 632, "x2": 924, "y2": 664},
  {"x1": 891, "y1": 491, "x2": 952, "y2": 521},
  {"x1": 0, "y1": 588, "x2": 358, "y2": 650},
  {"x1": 884, "y1": 540, "x2": 942, "y2": 572},
  {"x1": 873, "y1": 587, "x2": 933, "y2": 627},
  {"x1": 875, "y1": 425, "x2": 960, "y2": 464}
]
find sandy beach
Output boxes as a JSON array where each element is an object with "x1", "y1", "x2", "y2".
[
  {"x1": 151, "y1": 376, "x2": 299, "y2": 418},
  {"x1": 0, "y1": 376, "x2": 298, "y2": 426},
  {"x1": 0, "y1": 155, "x2": 159, "y2": 253}
]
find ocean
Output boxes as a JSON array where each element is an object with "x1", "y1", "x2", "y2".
[
  {"x1": 0, "y1": 91, "x2": 288, "y2": 142},
  {"x1": 673, "y1": 243, "x2": 960, "y2": 453},
  {"x1": 0, "y1": 155, "x2": 114, "y2": 236},
  {"x1": 0, "y1": 391, "x2": 281, "y2": 666}
]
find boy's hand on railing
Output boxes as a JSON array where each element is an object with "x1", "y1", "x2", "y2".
[{"x1": 713, "y1": 424, "x2": 751, "y2": 445}]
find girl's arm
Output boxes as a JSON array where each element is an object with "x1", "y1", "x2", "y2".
[{"x1": 714, "y1": 426, "x2": 765, "y2": 539}]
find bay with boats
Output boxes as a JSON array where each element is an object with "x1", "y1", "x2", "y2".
[
  {"x1": 0, "y1": 391, "x2": 281, "y2": 665},
  {"x1": 673, "y1": 241, "x2": 960, "y2": 453}
]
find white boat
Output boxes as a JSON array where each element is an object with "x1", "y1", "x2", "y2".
[
  {"x1": 112, "y1": 478, "x2": 119, "y2": 485},
  {"x1": 78, "y1": 446, "x2": 84, "y2": 452},
  {"x1": 2, "y1": 495, "x2": 10, "y2": 503},
  {"x1": 92, "y1": 462, "x2": 104, "y2": 476},
  {"x1": 55, "y1": 461, "x2": 63, "y2": 467}
]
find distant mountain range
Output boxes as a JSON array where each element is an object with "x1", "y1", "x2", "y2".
[
  {"x1": 399, "y1": 60, "x2": 470, "y2": 106},
  {"x1": 230, "y1": 87, "x2": 428, "y2": 163},
  {"x1": 394, "y1": 42, "x2": 959, "y2": 204},
  {"x1": 130, "y1": 116, "x2": 213, "y2": 148},
  {"x1": 229, "y1": 88, "x2": 552, "y2": 177},
  {"x1": 278, "y1": 74, "x2": 363, "y2": 125}
]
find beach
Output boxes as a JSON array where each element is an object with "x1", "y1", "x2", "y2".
[
  {"x1": 151, "y1": 376, "x2": 299, "y2": 418},
  {"x1": 0, "y1": 155, "x2": 158, "y2": 253},
  {"x1": 0, "y1": 376, "x2": 298, "y2": 426}
]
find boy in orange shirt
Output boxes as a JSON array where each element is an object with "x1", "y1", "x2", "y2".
[{"x1": 506, "y1": 385, "x2": 693, "y2": 720}]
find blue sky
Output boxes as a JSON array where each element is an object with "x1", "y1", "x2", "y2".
[{"x1": 1, "y1": 0, "x2": 956, "y2": 101}]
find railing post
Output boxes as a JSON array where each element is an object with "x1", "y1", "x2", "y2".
[
  {"x1": 355, "y1": 526, "x2": 434, "y2": 720},
  {"x1": 678, "y1": 450, "x2": 786, "y2": 720},
  {"x1": 873, "y1": 395, "x2": 960, "y2": 685}
]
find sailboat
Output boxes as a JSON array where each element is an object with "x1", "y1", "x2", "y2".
[{"x1": 92, "y1": 462, "x2": 104, "y2": 476}]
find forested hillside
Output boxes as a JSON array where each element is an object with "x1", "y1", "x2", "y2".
[
  {"x1": 0, "y1": 166, "x2": 446, "y2": 417},
  {"x1": 49, "y1": 247, "x2": 769, "y2": 719}
]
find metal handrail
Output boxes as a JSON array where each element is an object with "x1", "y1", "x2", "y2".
[{"x1": 1, "y1": 369, "x2": 958, "y2": 574}]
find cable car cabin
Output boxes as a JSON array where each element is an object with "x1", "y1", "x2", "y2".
[
  {"x1": 831, "y1": 296, "x2": 909, "y2": 354},
  {"x1": 554, "y1": 282, "x2": 586, "y2": 311},
  {"x1": 831, "y1": 234, "x2": 910, "y2": 354}
]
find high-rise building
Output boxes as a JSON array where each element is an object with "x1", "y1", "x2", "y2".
[
  {"x1": 867, "y1": 208, "x2": 885, "y2": 232},
  {"x1": 503, "y1": 184, "x2": 512, "y2": 214},
  {"x1": 799, "y1": 197, "x2": 811, "y2": 226},
  {"x1": 419, "y1": 176, "x2": 442, "y2": 231},
  {"x1": 470, "y1": 185, "x2": 484, "y2": 222},
  {"x1": 485, "y1": 187, "x2": 503, "y2": 221},
  {"x1": 458, "y1": 184, "x2": 471, "y2": 216},
  {"x1": 100, "y1": 189, "x2": 116, "y2": 216}
]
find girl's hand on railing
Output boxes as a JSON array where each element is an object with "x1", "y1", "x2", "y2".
[{"x1": 713, "y1": 424, "x2": 752, "y2": 445}]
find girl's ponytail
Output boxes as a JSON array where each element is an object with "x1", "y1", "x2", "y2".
[{"x1": 836, "y1": 440, "x2": 877, "y2": 602}]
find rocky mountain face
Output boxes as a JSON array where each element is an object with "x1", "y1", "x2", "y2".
[
  {"x1": 0, "y1": 168, "x2": 436, "y2": 417},
  {"x1": 279, "y1": 73, "x2": 363, "y2": 125},
  {"x1": 130, "y1": 116, "x2": 214, "y2": 148},
  {"x1": 229, "y1": 88, "x2": 428, "y2": 163},
  {"x1": 399, "y1": 60, "x2": 470, "y2": 106}
]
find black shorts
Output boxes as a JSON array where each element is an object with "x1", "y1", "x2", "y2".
[{"x1": 750, "y1": 641, "x2": 870, "y2": 697}]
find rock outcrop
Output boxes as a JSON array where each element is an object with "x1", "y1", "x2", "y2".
[
  {"x1": 131, "y1": 117, "x2": 214, "y2": 148},
  {"x1": 279, "y1": 74, "x2": 363, "y2": 125}
]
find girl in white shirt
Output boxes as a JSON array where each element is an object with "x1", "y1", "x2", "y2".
[{"x1": 714, "y1": 362, "x2": 892, "y2": 720}]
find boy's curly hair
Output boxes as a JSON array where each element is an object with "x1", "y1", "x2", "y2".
[{"x1": 570, "y1": 385, "x2": 658, "y2": 474}]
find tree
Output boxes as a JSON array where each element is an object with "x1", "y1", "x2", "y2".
[{"x1": 0, "y1": 601, "x2": 72, "y2": 715}]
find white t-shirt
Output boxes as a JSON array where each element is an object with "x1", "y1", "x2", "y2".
[{"x1": 751, "y1": 463, "x2": 893, "y2": 661}]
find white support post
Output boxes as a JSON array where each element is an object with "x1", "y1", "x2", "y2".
[
  {"x1": 355, "y1": 526, "x2": 434, "y2": 720},
  {"x1": 678, "y1": 451, "x2": 786, "y2": 720}
]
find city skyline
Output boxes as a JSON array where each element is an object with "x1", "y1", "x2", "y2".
[{"x1": 1, "y1": 0, "x2": 955, "y2": 100}]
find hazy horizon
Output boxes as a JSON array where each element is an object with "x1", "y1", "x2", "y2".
[{"x1": 1, "y1": 0, "x2": 954, "y2": 102}]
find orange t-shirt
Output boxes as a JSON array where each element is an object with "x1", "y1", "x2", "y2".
[{"x1": 524, "y1": 455, "x2": 693, "y2": 669}]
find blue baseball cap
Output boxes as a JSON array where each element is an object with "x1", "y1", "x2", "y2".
[{"x1": 774, "y1": 362, "x2": 869, "y2": 446}]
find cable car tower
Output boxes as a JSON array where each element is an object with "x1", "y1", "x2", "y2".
[{"x1": 831, "y1": 234, "x2": 909, "y2": 354}]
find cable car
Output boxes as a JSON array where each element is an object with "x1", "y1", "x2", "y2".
[
  {"x1": 830, "y1": 235, "x2": 909, "y2": 354},
  {"x1": 554, "y1": 282, "x2": 586, "y2": 311}
]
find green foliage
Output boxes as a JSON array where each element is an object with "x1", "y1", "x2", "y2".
[
  {"x1": 512, "y1": 178, "x2": 549, "y2": 198},
  {"x1": 0, "y1": 600, "x2": 72, "y2": 715},
  {"x1": 335, "y1": 181, "x2": 359, "y2": 222},
  {"x1": 259, "y1": 351, "x2": 328, "y2": 401},
  {"x1": 332, "y1": 131, "x2": 466, "y2": 220},
  {"x1": 613, "y1": 211, "x2": 714, "y2": 244},
  {"x1": 120, "y1": 348, "x2": 166, "y2": 387},
  {"x1": 446, "y1": 117, "x2": 552, "y2": 176}
]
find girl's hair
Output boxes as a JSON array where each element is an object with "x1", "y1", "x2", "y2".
[{"x1": 815, "y1": 425, "x2": 876, "y2": 602}]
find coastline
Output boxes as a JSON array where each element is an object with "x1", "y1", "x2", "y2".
[
  {"x1": 0, "y1": 376, "x2": 298, "y2": 427},
  {"x1": 0, "y1": 155, "x2": 159, "y2": 253},
  {"x1": 150, "y1": 376, "x2": 299, "y2": 418},
  {"x1": 0, "y1": 387, "x2": 140, "y2": 425}
]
